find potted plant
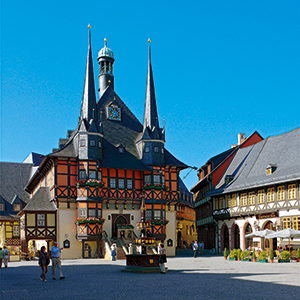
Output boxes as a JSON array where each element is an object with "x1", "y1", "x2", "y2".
[
  {"x1": 258, "y1": 251, "x2": 267, "y2": 262},
  {"x1": 296, "y1": 248, "x2": 300, "y2": 262},
  {"x1": 252, "y1": 248, "x2": 256, "y2": 262},
  {"x1": 229, "y1": 249, "x2": 237, "y2": 261},
  {"x1": 240, "y1": 250, "x2": 251, "y2": 261},
  {"x1": 237, "y1": 249, "x2": 241, "y2": 261},
  {"x1": 224, "y1": 248, "x2": 228, "y2": 260},
  {"x1": 278, "y1": 250, "x2": 291, "y2": 263},
  {"x1": 269, "y1": 250, "x2": 274, "y2": 263}
]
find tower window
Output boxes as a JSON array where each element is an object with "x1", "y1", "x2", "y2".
[
  {"x1": 99, "y1": 141, "x2": 102, "y2": 148},
  {"x1": 89, "y1": 171, "x2": 96, "y2": 179},
  {"x1": 110, "y1": 179, "x2": 116, "y2": 188},
  {"x1": 145, "y1": 147, "x2": 150, "y2": 153},
  {"x1": 79, "y1": 170, "x2": 87, "y2": 180},
  {"x1": 161, "y1": 148, "x2": 164, "y2": 154},
  {"x1": 90, "y1": 140, "x2": 95, "y2": 147},
  {"x1": 119, "y1": 179, "x2": 124, "y2": 188},
  {"x1": 127, "y1": 180, "x2": 132, "y2": 189},
  {"x1": 0, "y1": 204, "x2": 4, "y2": 211},
  {"x1": 79, "y1": 209, "x2": 87, "y2": 217},
  {"x1": 154, "y1": 147, "x2": 159, "y2": 153},
  {"x1": 154, "y1": 175, "x2": 160, "y2": 184},
  {"x1": 80, "y1": 140, "x2": 86, "y2": 147},
  {"x1": 98, "y1": 171, "x2": 102, "y2": 181},
  {"x1": 144, "y1": 175, "x2": 151, "y2": 184}
]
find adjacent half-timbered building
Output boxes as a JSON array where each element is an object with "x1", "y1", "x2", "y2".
[
  {"x1": 25, "y1": 29, "x2": 194, "y2": 258},
  {"x1": 191, "y1": 132, "x2": 264, "y2": 252},
  {"x1": 207, "y1": 128, "x2": 300, "y2": 252},
  {"x1": 0, "y1": 158, "x2": 41, "y2": 261}
]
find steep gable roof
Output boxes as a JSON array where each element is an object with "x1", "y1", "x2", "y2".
[
  {"x1": 209, "y1": 127, "x2": 300, "y2": 195},
  {"x1": 0, "y1": 162, "x2": 32, "y2": 204},
  {"x1": 23, "y1": 187, "x2": 56, "y2": 211}
]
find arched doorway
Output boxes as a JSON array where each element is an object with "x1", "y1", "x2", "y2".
[
  {"x1": 245, "y1": 224, "x2": 253, "y2": 249},
  {"x1": 177, "y1": 231, "x2": 182, "y2": 248},
  {"x1": 234, "y1": 225, "x2": 240, "y2": 249},
  {"x1": 263, "y1": 221, "x2": 277, "y2": 250},
  {"x1": 223, "y1": 225, "x2": 229, "y2": 250},
  {"x1": 112, "y1": 215, "x2": 128, "y2": 238}
]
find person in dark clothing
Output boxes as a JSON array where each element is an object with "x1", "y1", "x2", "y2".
[{"x1": 39, "y1": 246, "x2": 50, "y2": 282}]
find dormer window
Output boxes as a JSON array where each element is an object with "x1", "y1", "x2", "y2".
[
  {"x1": 118, "y1": 146, "x2": 125, "y2": 153},
  {"x1": 225, "y1": 175, "x2": 234, "y2": 184},
  {"x1": 14, "y1": 204, "x2": 21, "y2": 211},
  {"x1": 90, "y1": 140, "x2": 95, "y2": 147},
  {"x1": 80, "y1": 139, "x2": 86, "y2": 147},
  {"x1": 0, "y1": 203, "x2": 4, "y2": 211},
  {"x1": 266, "y1": 164, "x2": 277, "y2": 175}
]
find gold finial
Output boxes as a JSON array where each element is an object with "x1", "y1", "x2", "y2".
[
  {"x1": 148, "y1": 38, "x2": 151, "y2": 43},
  {"x1": 88, "y1": 24, "x2": 91, "y2": 29},
  {"x1": 104, "y1": 38, "x2": 107, "y2": 46}
]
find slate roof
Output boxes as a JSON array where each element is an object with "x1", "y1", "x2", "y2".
[
  {"x1": 0, "y1": 162, "x2": 33, "y2": 204},
  {"x1": 23, "y1": 187, "x2": 56, "y2": 211},
  {"x1": 208, "y1": 127, "x2": 300, "y2": 196}
]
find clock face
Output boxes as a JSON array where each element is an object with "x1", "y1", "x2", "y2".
[{"x1": 108, "y1": 107, "x2": 121, "y2": 120}]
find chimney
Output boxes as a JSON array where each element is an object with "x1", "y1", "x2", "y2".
[{"x1": 238, "y1": 133, "x2": 246, "y2": 145}]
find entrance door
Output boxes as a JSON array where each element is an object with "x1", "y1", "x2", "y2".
[
  {"x1": 264, "y1": 221, "x2": 277, "y2": 250},
  {"x1": 177, "y1": 231, "x2": 182, "y2": 248},
  {"x1": 245, "y1": 224, "x2": 253, "y2": 249},
  {"x1": 112, "y1": 215, "x2": 128, "y2": 238},
  {"x1": 234, "y1": 225, "x2": 240, "y2": 249},
  {"x1": 223, "y1": 226, "x2": 229, "y2": 250}
]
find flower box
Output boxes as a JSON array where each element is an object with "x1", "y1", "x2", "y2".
[
  {"x1": 148, "y1": 219, "x2": 169, "y2": 225},
  {"x1": 76, "y1": 217, "x2": 105, "y2": 224},
  {"x1": 278, "y1": 259, "x2": 290, "y2": 263},
  {"x1": 257, "y1": 259, "x2": 267, "y2": 263},
  {"x1": 76, "y1": 179, "x2": 105, "y2": 188},
  {"x1": 143, "y1": 184, "x2": 167, "y2": 190},
  {"x1": 241, "y1": 259, "x2": 251, "y2": 262},
  {"x1": 229, "y1": 258, "x2": 237, "y2": 261}
]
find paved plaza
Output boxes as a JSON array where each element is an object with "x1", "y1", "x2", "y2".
[{"x1": 0, "y1": 254, "x2": 299, "y2": 300}]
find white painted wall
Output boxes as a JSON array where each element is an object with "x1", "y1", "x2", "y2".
[
  {"x1": 57, "y1": 208, "x2": 82, "y2": 259},
  {"x1": 166, "y1": 211, "x2": 176, "y2": 256}
]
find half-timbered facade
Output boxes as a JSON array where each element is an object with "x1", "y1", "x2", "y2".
[
  {"x1": 25, "y1": 30, "x2": 194, "y2": 258},
  {"x1": 208, "y1": 127, "x2": 300, "y2": 252}
]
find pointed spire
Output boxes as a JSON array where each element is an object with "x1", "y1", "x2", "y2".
[
  {"x1": 143, "y1": 39, "x2": 160, "y2": 135},
  {"x1": 80, "y1": 24, "x2": 97, "y2": 125}
]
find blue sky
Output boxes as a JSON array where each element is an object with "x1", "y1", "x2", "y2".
[{"x1": 1, "y1": 1, "x2": 299, "y2": 190}]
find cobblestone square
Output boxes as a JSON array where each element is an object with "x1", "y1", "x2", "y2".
[{"x1": 1, "y1": 255, "x2": 299, "y2": 300}]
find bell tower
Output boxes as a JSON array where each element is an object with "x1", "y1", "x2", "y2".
[{"x1": 97, "y1": 38, "x2": 115, "y2": 97}]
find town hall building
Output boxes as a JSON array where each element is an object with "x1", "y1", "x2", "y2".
[{"x1": 21, "y1": 28, "x2": 195, "y2": 259}]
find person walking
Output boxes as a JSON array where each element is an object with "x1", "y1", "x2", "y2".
[
  {"x1": 51, "y1": 241, "x2": 65, "y2": 280},
  {"x1": 158, "y1": 243, "x2": 167, "y2": 274},
  {"x1": 0, "y1": 247, "x2": 4, "y2": 268},
  {"x1": 192, "y1": 241, "x2": 198, "y2": 258},
  {"x1": 111, "y1": 243, "x2": 117, "y2": 261},
  {"x1": 39, "y1": 246, "x2": 50, "y2": 282},
  {"x1": 3, "y1": 246, "x2": 9, "y2": 268}
]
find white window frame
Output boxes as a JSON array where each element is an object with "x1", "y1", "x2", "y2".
[
  {"x1": 110, "y1": 179, "x2": 116, "y2": 188},
  {"x1": 89, "y1": 171, "x2": 96, "y2": 179},
  {"x1": 127, "y1": 180, "x2": 132, "y2": 189},
  {"x1": 119, "y1": 179, "x2": 124, "y2": 189},
  {"x1": 154, "y1": 175, "x2": 160, "y2": 184}
]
